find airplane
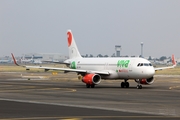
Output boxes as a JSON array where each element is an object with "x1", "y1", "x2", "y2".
[
  {"x1": 20, "y1": 55, "x2": 34, "y2": 63},
  {"x1": 33, "y1": 59, "x2": 42, "y2": 65},
  {"x1": 0, "y1": 59, "x2": 11, "y2": 63},
  {"x1": 20, "y1": 55, "x2": 43, "y2": 64},
  {"x1": 11, "y1": 30, "x2": 177, "y2": 89},
  {"x1": 42, "y1": 59, "x2": 66, "y2": 64}
]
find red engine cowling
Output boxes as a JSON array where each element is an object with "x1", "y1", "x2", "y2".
[
  {"x1": 135, "y1": 77, "x2": 154, "y2": 85},
  {"x1": 82, "y1": 74, "x2": 101, "y2": 85}
]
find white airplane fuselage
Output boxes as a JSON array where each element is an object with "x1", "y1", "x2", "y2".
[{"x1": 65, "y1": 57, "x2": 155, "y2": 80}]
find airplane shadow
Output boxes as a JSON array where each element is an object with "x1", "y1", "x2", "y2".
[{"x1": 73, "y1": 84, "x2": 155, "y2": 90}]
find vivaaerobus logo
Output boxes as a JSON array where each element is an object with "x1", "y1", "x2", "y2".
[
  {"x1": 116, "y1": 60, "x2": 130, "y2": 73},
  {"x1": 117, "y1": 60, "x2": 130, "y2": 68},
  {"x1": 70, "y1": 61, "x2": 76, "y2": 69}
]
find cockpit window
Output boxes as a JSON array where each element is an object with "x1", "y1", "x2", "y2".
[
  {"x1": 137, "y1": 63, "x2": 153, "y2": 67},
  {"x1": 144, "y1": 63, "x2": 149, "y2": 66}
]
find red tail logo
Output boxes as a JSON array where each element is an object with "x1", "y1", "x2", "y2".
[
  {"x1": 11, "y1": 53, "x2": 19, "y2": 66},
  {"x1": 172, "y1": 54, "x2": 176, "y2": 65},
  {"x1": 67, "y1": 31, "x2": 72, "y2": 47}
]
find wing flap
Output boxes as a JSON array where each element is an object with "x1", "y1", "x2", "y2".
[
  {"x1": 25, "y1": 66, "x2": 110, "y2": 75},
  {"x1": 42, "y1": 60, "x2": 70, "y2": 65}
]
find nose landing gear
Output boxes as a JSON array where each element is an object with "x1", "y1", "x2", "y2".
[
  {"x1": 121, "y1": 79, "x2": 143, "y2": 89},
  {"x1": 135, "y1": 79, "x2": 143, "y2": 89},
  {"x1": 137, "y1": 84, "x2": 142, "y2": 89}
]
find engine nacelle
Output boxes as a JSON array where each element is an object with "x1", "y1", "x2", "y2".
[
  {"x1": 82, "y1": 74, "x2": 101, "y2": 85},
  {"x1": 135, "y1": 77, "x2": 154, "y2": 85}
]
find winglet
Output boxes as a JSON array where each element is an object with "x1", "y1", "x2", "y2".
[
  {"x1": 11, "y1": 53, "x2": 20, "y2": 66},
  {"x1": 172, "y1": 54, "x2": 176, "y2": 66}
]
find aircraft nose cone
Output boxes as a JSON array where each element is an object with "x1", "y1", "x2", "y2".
[{"x1": 148, "y1": 68, "x2": 155, "y2": 77}]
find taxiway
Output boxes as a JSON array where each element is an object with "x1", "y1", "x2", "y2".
[{"x1": 0, "y1": 72, "x2": 180, "y2": 120}]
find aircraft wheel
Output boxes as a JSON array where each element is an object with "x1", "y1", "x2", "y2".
[
  {"x1": 121, "y1": 82, "x2": 125, "y2": 88},
  {"x1": 86, "y1": 84, "x2": 90, "y2": 88},
  {"x1": 125, "y1": 82, "x2": 129, "y2": 88},
  {"x1": 137, "y1": 85, "x2": 142, "y2": 89},
  {"x1": 91, "y1": 84, "x2": 95, "y2": 88}
]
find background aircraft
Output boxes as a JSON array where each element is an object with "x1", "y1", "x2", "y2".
[
  {"x1": 0, "y1": 59, "x2": 11, "y2": 63},
  {"x1": 20, "y1": 55, "x2": 34, "y2": 63},
  {"x1": 33, "y1": 59, "x2": 42, "y2": 65}
]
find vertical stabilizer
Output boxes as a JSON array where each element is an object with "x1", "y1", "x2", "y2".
[
  {"x1": 172, "y1": 54, "x2": 176, "y2": 66},
  {"x1": 67, "y1": 30, "x2": 82, "y2": 59}
]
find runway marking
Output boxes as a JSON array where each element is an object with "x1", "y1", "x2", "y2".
[
  {"x1": 169, "y1": 86, "x2": 180, "y2": 90},
  {"x1": 6, "y1": 78, "x2": 50, "y2": 81},
  {"x1": 61, "y1": 118, "x2": 81, "y2": 120},
  {"x1": 0, "y1": 87, "x2": 76, "y2": 93},
  {"x1": 0, "y1": 98, "x2": 177, "y2": 116},
  {"x1": 155, "y1": 75, "x2": 180, "y2": 77},
  {"x1": 0, "y1": 117, "x2": 82, "y2": 120},
  {"x1": 157, "y1": 79, "x2": 180, "y2": 82},
  {"x1": 21, "y1": 75, "x2": 49, "y2": 79},
  {"x1": 0, "y1": 116, "x2": 180, "y2": 120}
]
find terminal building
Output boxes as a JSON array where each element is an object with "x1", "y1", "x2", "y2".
[{"x1": 22, "y1": 53, "x2": 68, "y2": 63}]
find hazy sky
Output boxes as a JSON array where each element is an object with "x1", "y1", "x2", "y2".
[{"x1": 1, "y1": 0, "x2": 180, "y2": 58}]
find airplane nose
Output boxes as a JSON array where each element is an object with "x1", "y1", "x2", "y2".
[{"x1": 147, "y1": 68, "x2": 155, "y2": 77}]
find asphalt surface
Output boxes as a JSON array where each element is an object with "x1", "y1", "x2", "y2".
[{"x1": 0, "y1": 72, "x2": 180, "y2": 120}]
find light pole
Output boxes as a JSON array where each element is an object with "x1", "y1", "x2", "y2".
[{"x1": 141, "y1": 42, "x2": 143, "y2": 57}]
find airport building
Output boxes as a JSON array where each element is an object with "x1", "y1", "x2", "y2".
[{"x1": 23, "y1": 53, "x2": 68, "y2": 62}]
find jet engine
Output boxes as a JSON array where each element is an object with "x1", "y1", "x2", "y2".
[
  {"x1": 135, "y1": 77, "x2": 154, "y2": 85},
  {"x1": 82, "y1": 74, "x2": 101, "y2": 85}
]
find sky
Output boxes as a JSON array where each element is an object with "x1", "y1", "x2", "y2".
[{"x1": 0, "y1": 0, "x2": 180, "y2": 58}]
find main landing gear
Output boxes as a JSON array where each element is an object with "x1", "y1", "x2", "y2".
[
  {"x1": 86, "y1": 84, "x2": 95, "y2": 88},
  {"x1": 121, "y1": 80, "x2": 129, "y2": 88}
]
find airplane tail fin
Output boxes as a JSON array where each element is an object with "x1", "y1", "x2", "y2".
[
  {"x1": 172, "y1": 54, "x2": 176, "y2": 66},
  {"x1": 11, "y1": 53, "x2": 20, "y2": 66},
  {"x1": 67, "y1": 30, "x2": 82, "y2": 59}
]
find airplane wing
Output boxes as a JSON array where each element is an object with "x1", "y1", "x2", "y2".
[
  {"x1": 25, "y1": 66, "x2": 110, "y2": 75},
  {"x1": 42, "y1": 60, "x2": 70, "y2": 65},
  {"x1": 11, "y1": 53, "x2": 110, "y2": 75},
  {"x1": 154, "y1": 54, "x2": 176, "y2": 71}
]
